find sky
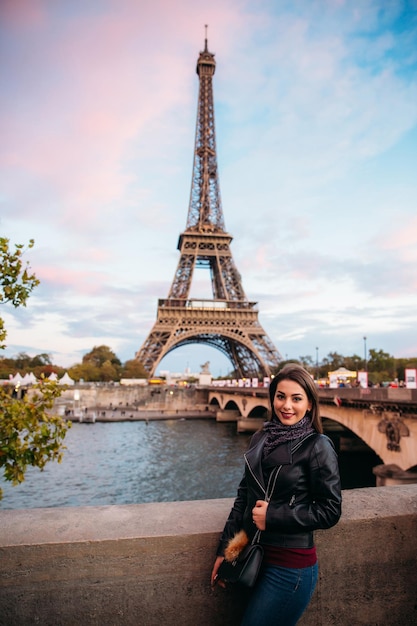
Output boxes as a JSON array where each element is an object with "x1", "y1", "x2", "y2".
[{"x1": 1, "y1": 0, "x2": 417, "y2": 377}]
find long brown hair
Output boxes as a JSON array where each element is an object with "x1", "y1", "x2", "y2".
[{"x1": 268, "y1": 364, "x2": 323, "y2": 434}]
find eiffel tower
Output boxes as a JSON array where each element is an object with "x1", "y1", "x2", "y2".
[{"x1": 136, "y1": 35, "x2": 282, "y2": 379}]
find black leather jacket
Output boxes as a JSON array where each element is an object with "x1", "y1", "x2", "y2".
[{"x1": 217, "y1": 431, "x2": 342, "y2": 555}]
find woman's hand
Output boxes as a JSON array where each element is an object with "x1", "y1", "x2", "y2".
[
  {"x1": 211, "y1": 555, "x2": 226, "y2": 589},
  {"x1": 252, "y1": 500, "x2": 268, "y2": 531}
]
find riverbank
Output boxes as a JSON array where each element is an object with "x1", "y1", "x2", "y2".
[
  {"x1": 64, "y1": 407, "x2": 218, "y2": 422},
  {"x1": 52, "y1": 384, "x2": 215, "y2": 423}
]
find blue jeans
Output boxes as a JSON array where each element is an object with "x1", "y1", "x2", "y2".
[{"x1": 240, "y1": 563, "x2": 318, "y2": 626}]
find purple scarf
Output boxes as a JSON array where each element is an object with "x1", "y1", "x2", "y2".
[{"x1": 262, "y1": 414, "x2": 314, "y2": 458}]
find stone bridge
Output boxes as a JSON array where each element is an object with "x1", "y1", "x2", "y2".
[{"x1": 208, "y1": 387, "x2": 417, "y2": 475}]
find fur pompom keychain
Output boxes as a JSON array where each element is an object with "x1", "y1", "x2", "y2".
[{"x1": 224, "y1": 529, "x2": 250, "y2": 562}]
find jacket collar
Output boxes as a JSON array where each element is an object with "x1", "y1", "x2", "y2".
[{"x1": 244, "y1": 432, "x2": 316, "y2": 489}]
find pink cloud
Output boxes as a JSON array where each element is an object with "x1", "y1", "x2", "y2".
[
  {"x1": 0, "y1": 0, "x2": 46, "y2": 30},
  {"x1": 36, "y1": 265, "x2": 109, "y2": 295},
  {"x1": 1, "y1": 0, "x2": 251, "y2": 243},
  {"x1": 376, "y1": 216, "x2": 417, "y2": 260},
  {"x1": 254, "y1": 244, "x2": 274, "y2": 271}
]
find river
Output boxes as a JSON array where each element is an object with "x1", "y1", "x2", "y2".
[
  {"x1": 0, "y1": 419, "x2": 378, "y2": 510},
  {"x1": 0, "y1": 420, "x2": 252, "y2": 509}
]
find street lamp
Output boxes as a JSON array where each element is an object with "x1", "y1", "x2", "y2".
[{"x1": 363, "y1": 336, "x2": 367, "y2": 371}]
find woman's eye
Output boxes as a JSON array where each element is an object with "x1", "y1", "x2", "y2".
[{"x1": 276, "y1": 395, "x2": 285, "y2": 401}]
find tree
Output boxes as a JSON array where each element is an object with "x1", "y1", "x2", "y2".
[
  {"x1": 298, "y1": 355, "x2": 314, "y2": 372},
  {"x1": 30, "y1": 353, "x2": 52, "y2": 367},
  {"x1": 77, "y1": 345, "x2": 122, "y2": 381},
  {"x1": 0, "y1": 238, "x2": 40, "y2": 348},
  {"x1": 66, "y1": 346, "x2": 123, "y2": 382},
  {"x1": 122, "y1": 359, "x2": 148, "y2": 379},
  {"x1": 343, "y1": 354, "x2": 362, "y2": 373},
  {"x1": 0, "y1": 356, "x2": 15, "y2": 379},
  {"x1": 395, "y1": 358, "x2": 417, "y2": 382},
  {"x1": 68, "y1": 361, "x2": 101, "y2": 382},
  {"x1": 83, "y1": 345, "x2": 121, "y2": 368},
  {"x1": 271, "y1": 359, "x2": 302, "y2": 377},
  {"x1": 101, "y1": 359, "x2": 119, "y2": 381},
  {"x1": 367, "y1": 348, "x2": 396, "y2": 384},
  {"x1": 0, "y1": 238, "x2": 69, "y2": 501},
  {"x1": 0, "y1": 351, "x2": 63, "y2": 381},
  {"x1": 0, "y1": 381, "x2": 70, "y2": 500},
  {"x1": 321, "y1": 352, "x2": 345, "y2": 371},
  {"x1": 13, "y1": 352, "x2": 32, "y2": 370}
]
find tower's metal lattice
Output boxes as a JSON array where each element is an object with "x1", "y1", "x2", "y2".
[{"x1": 136, "y1": 37, "x2": 282, "y2": 378}]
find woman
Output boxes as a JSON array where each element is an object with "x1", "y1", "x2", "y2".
[{"x1": 211, "y1": 364, "x2": 342, "y2": 625}]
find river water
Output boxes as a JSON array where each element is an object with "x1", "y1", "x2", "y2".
[
  {"x1": 0, "y1": 418, "x2": 379, "y2": 510},
  {"x1": 0, "y1": 420, "x2": 252, "y2": 510}
]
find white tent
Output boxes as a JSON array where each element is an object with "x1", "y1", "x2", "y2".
[
  {"x1": 59, "y1": 372, "x2": 75, "y2": 386},
  {"x1": 327, "y1": 367, "x2": 356, "y2": 379},
  {"x1": 328, "y1": 367, "x2": 357, "y2": 389},
  {"x1": 20, "y1": 373, "x2": 33, "y2": 386},
  {"x1": 28, "y1": 372, "x2": 37, "y2": 384},
  {"x1": 9, "y1": 372, "x2": 23, "y2": 385}
]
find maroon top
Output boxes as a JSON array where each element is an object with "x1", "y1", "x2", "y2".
[{"x1": 263, "y1": 545, "x2": 317, "y2": 569}]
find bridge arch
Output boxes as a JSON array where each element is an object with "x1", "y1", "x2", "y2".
[
  {"x1": 248, "y1": 405, "x2": 269, "y2": 418},
  {"x1": 208, "y1": 389, "x2": 270, "y2": 419},
  {"x1": 320, "y1": 404, "x2": 416, "y2": 471}
]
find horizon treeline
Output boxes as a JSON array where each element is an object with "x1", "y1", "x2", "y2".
[{"x1": 1, "y1": 345, "x2": 417, "y2": 386}]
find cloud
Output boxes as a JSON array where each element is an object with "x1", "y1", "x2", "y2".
[{"x1": 1, "y1": 0, "x2": 416, "y2": 375}]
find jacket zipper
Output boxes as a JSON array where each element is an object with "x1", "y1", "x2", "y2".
[
  {"x1": 265, "y1": 465, "x2": 282, "y2": 502},
  {"x1": 244, "y1": 432, "x2": 315, "y2": 499},
  {"x1": 244, "y1": 454, "x2": 265, "y2": 495},
  {"x1": 245, "y1": 464, "x2": 282, "y2": 549}
]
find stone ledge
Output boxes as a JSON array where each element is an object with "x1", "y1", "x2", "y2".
[
  {"x1": 0, "y1": 498, "x2": 231, "y2": 545},
  {"x1": 1, "y1": 486, "x2": 416, "y2": 626},
  {"x1": 2, "y1": 486, "x2": 416, "y2": 546}
]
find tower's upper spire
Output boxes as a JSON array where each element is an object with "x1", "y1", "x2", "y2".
[
  {"x1": 188, "y1": 33, "x2": 224, "y2": 232},
  {"x1": 196, "y1": 25, "x2": 216, "y2": 77}
]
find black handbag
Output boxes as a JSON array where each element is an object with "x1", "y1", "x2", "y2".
[
  {"x1": 217, "y1": 531, "x2": 263, "y2": 588},
  {"x1": 218, "y1": 458, "x2": 281, "y2": 588}
]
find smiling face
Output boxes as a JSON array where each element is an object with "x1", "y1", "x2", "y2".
[{"x1": 273, "y1": 379, "x2": 312, "y2": 426}]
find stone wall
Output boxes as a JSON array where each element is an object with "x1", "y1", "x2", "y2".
[
  {"x1": 1, "y1": 486, "x2": 416, "y2": 626},
  {"x1": 54, "y1": 384, "x2": 210, "y2": 411}
]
